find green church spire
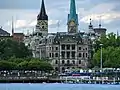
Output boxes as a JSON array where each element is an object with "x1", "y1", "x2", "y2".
[
  {"x1": 70, "y1": 0, "x2": 76, "y2": 17},
  {"x1": 68, "y1": 0, "x2": 78, "y2": 33}
]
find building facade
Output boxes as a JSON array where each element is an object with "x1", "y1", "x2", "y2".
[{"x1": 24, "y1": 0, "x2": 106, "y2": 73}]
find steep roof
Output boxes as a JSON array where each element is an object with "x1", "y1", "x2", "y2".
[
  {"x1": 37, "y1": 0, "x2": 48, "y2": 20},
  {"x1": 68, "y1": 0, "x2": 78, "y2": 25},
  {"x1": 0, "y1": 28, "x2": 10, "y2": 36}
]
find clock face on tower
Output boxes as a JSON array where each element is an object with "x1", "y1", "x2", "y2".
[
  {"x1": 68, "y1": 20, "x2": 76, "y2": 33},
  {"x1": 37, "y1": 20, "x2": 48, "y2": 31}
]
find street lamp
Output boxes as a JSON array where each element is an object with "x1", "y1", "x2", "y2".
[{"x1": 100, "y1": 44, "x2": 103, "y2": 71}]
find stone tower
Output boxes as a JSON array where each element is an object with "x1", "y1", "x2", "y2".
[
  {"x1": 36, "y1": 0, "x2": 48, "y2": 36},
  {"x1": 67, "y1": 0, "x2": 78, "y2": 33}
]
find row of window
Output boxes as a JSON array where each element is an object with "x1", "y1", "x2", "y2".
[
  {"x1": 49, "y1": 53, "x2": 58, "y2": 58},
  {"x1": 61, "y1": 44, "x2": 75, "y2": 50},
  {"x1": 47, "y1": 46, "x2": 87, "y2": 51},
  {"x1": 78, "y1": 47, "x2": 88, "y2": 51},
  {"x1": 49, "y1": 52, "x2": 88, "y2": 58},
  {"x1": 47, "y1": 46, "x2": 58, "y2": 51},
  {"x1": 78, "y1": 53, "x2": 88, "y2": 58},
  {"x1": 55, "y1": 60, "x2": 81, "y2": 65}
]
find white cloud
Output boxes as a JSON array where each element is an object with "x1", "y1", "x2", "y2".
[
  {"x1": 29, "y1": 20, "x2": 37, "y2": 26},
  {"x1": 48, "y1": 20, "x2": 59, "y2": 25},
  {"x1": 15, "y1": 20, "x2": 27, "y2": 28},
  {"x1": 80, "y1": 12, "x2": 120, "y2": 24},
  {"x1": 79, "y1": 2, "x2": 120, "y2": 24}
]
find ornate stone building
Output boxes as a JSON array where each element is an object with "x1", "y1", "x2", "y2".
[{"x1": 24, "y1": 0, "x2": 106, "y2": 72}]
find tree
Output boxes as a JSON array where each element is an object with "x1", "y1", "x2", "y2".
[
  {"x1": 27, "y1": 59, "x2": 53, "y2": 71},
  {"x1": 0, "y1": 39, "x2": 32, "y2": 60},
  {"x1": 17, "y1": 61, "x2": 29, "y2": 70},
  {"x1": 92, "y1": 47, "x2": 120, "y2": 68},
  {"x1": 94, "y1": 33, "x2": 120, "y2": 52},
  {"x1": 0, "y1": 60, "x2": 17, "y2": 70}
]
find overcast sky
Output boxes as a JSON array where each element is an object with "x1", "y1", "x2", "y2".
[{"x1": 0, "y1": 0, "x2": 120, "y2": 35}]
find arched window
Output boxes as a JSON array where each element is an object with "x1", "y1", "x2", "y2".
[
  {"x1": 67, "y1": 60, "x2": 70, "y2": 64},
  {"x1": 55, "y1": 67, "x2": 58, "y2": 71},
  {"x1": 72, "y1": 60, "x2": 75, "y2": 64},
  {"x1": 83, "y1": 53, "x2": 85, "y2": 58}
]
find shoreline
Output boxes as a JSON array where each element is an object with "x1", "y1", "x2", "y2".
[{"x1": 0, "y1": 78, "x2": 120, "y2": 85}]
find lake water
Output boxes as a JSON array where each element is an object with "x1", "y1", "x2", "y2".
[{"x1": 0, "y1": 83, "x2": 120, "y2": 90}]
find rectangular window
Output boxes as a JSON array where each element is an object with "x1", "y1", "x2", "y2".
[
  {"x1": 61, "y1": 52, "x2": 65, "y2": 59},
  {"x1": 83, "y1": 53, "x2": 85, "y2": 58},
  {"x1": 72, "y1": 51, "x2": 75, "y2": 59},
  {"x1": 61, "y1": 44, "x2": 65, "y2": 50},
  {"x1": 55, "y1": 53, "x2": 58, "y2": 57},
  {"x1": 49, "y1": 53, "x2": 51, "y2": 57},
  {"x1": 86, "y1": 53, "x2": 88, "y2": 57},
  {"x1": 79, "y1": 60, "x2": 81, "y2": 64},
  {"x1": 52, "y1": 53, "x2": 54, "y2": 58},
  {"x1": 72, "y1": 45, "x2": 75, "y2": 50},
  {"x1": 67, "y1": 52, "x2": 70, "y2": 59},
  {"x1": 50, "y1": 47, "x2": 51, "y2": 50},
  {"x1": 66, "y1": 45, "x2": 70, "y2": 50},
  {"x1": 56, "y1": 47, "x2": 58, "y2": 50},
  {"x1": 79, "y1": 47, "x2": 81, "y2": 50},
  {"x1": 79, "y1": 53, "x2": 81, "y2": 57}
]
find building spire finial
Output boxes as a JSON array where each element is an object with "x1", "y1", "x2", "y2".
[
  {"x1": 99, "y1": 15, "x2": 102, "y2": 28},
  {"x1": 90, "y1": 18, "x2": 92, "y2": 25},
  {"x1": 117, "y1": 30, "x2": 119, "y2": 37},
  {"x1": 12, "y1": 16, "x2": 14, "y2": 35},
  {"x1": 89, "y1": 18, "x2": 93, "y2": 29}
]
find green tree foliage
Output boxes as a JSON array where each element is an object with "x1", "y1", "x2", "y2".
[
  {"x1": 0, "y1": 39, "x2": 32, "y2": 60},
  {"x1": 93, "y1": 47, "x2": 120, "y2": 68},
  {"x1": 0, "y1": 58, "x2": 53, "y2": 71},
  {"x1": 0, "y1": 60, "x2": 17, "y2": 70},
  {"x1": 94, "y1": 33, "x2": 120, "y2": 52},
  {"x1": 92, "y1": 32, "x2": 120, "y2": 68}
]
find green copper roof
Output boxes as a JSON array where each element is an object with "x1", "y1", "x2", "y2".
[{"x1": 68, "y1": 0, "x2": 78, "y2": 25}]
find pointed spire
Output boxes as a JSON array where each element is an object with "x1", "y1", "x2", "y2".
[
  {"x1": 89, "y1": 18, "x2": 93, "y2": 29},
  {"x1": 99, "y1": 16, "x2": 102, "y2": 28},
  {"x1": 68, "y1": 0, "x2": 78, "y2": 25},
  {"x1": 70, "y1": 0, "x2": 76, "y2": 16},
  {"x1": 117, "y1": 30, "x2": 119, "y2": 37},
  {"x1": 90, "y1": 18, "x2": 92, "y2": 25},
  {"x1": 12, "y1": 16, "x2": 14, "y2": 35},
  {"x1": 37, "y1": 0, "x2": 48, "y2": 20}
]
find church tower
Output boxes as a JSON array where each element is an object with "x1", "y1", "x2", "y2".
[
  {"x1": 36, "y1": 0, "x2": 48, "y2": 36},
  {"x1": 67, "y1": 0, "x2": 78, "y2": 33}
]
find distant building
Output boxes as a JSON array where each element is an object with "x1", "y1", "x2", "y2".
[
  {"x1": 11, "y1": 18, "x2": 25, "y2": 42},
  {"x1": 12, "y1": 33, "x2": 24, "y2": 42},
  {"x1": 0, "y1": 27, "x2": 10, "y2": 36}
]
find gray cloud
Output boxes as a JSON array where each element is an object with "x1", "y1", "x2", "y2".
[{"x1": 0, "y1": 0, "x2": 120, "y2": 34}]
